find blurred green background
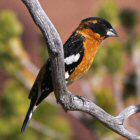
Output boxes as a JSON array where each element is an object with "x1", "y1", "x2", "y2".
[{"x1": 0, "y1": 0, "x2": 140, "y2": 140}]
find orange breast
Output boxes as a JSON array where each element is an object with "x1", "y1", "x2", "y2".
[{"x1": 70, "y1": 29, "x2": 103, "y2": 81}]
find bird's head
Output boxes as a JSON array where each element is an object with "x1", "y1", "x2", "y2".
[{"x1": 79, "y1": 17, "x2": 118, "y2": 39}]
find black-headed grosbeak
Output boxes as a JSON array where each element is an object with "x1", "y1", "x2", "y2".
[{"x1": 21, "y1": 17, "x2": 118, "y2": 132}]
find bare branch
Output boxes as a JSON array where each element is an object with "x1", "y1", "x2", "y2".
[{"x1": 21, "y1": 0, "x2": 140, "y2": 139}]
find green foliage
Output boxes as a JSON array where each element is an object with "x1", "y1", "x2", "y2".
[
  {"x1": 0, "y1": 39, "x2": 22, "y2": 75},
  {"x1": 123, "y1": 72, "x2": 137, "y2": 100},
  {"x1": 124, "y1": 36, "x2": 135, "y2": 55},
  {"x1": 0, "y1": 10, "x2": 23, "y2": 43},
  {"x1": 104, "y1": 42, "x2": 124, "y2": 74},
  {"x1": 119, "y1": 9, "x2": 138, "y2": 30},
  {"x1": 35, "y1": 102, "x2": 72, "y2": 139},
  {"x1": 95, "y1": 88, "x2": 116, "y2": 115},
  {"x1": 0, "y1": 80, "x2": 30, "y2": 139},
  {"x1": 92, "y1": 47, "x2": 105, "y2": 71},
  {"x1": 93, "y1": 42, "x2": 124, "y2": 74},
  {"x1": 97, "y1": 0, "x2": 119, "y2": 26},
  {"x1": 0, "y1": 10, "x2": 23, "y2": 74}
]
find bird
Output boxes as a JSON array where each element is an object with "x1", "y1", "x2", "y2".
[{"x1": 21, "y1": 17, "x2": 118, "y2": 133}]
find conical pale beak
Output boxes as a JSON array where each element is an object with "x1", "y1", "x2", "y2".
[{"x1": 106, "y1": 28, "x2": 118, "y2": 37}]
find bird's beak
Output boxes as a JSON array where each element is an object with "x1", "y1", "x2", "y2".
[{"x1": 106, "y1": 28, "x2": 118, "y2": 37}]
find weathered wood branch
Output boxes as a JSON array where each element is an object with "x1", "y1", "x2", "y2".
[{"x1": 21, "y1": 0, "x2": 140, "y2": 139}]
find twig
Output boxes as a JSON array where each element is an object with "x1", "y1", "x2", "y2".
[{"x1": 21, "y1": 0, "x2": 140, "y2": 139}]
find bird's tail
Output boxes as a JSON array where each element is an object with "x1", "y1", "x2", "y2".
[{"x1": 21, "y1": 102, "x2": 36, "y2": 133}]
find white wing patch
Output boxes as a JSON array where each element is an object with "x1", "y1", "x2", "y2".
[
  {"x1": 64, "y1": 53, "x2": 80, "y2": 65},
  {"x1": 65, "y1": 72, "x2": 69, "y2": 79}
]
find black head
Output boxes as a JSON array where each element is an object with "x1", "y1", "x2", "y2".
[{"x1": 81, "y1": 17, "x2": 118, "y2": 38}]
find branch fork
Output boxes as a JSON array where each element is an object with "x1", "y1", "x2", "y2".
[{"x1": 22, "y1": 0, "x2": 140, "y2": 139}]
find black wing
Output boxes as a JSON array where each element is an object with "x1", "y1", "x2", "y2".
[
  {"x1": 64, "y1": 32, "x2": 85, "y2": 77},
  {"x1": 22, "y1": 60, "x2": 53, "y2": 132},
  {"x1": 29, "y1": 60, "x2": 53, "y2": 105}
]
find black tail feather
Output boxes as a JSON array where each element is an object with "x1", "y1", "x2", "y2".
[{"x1": 21, "y1": 103, "x2": 35, "y2": 133}]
